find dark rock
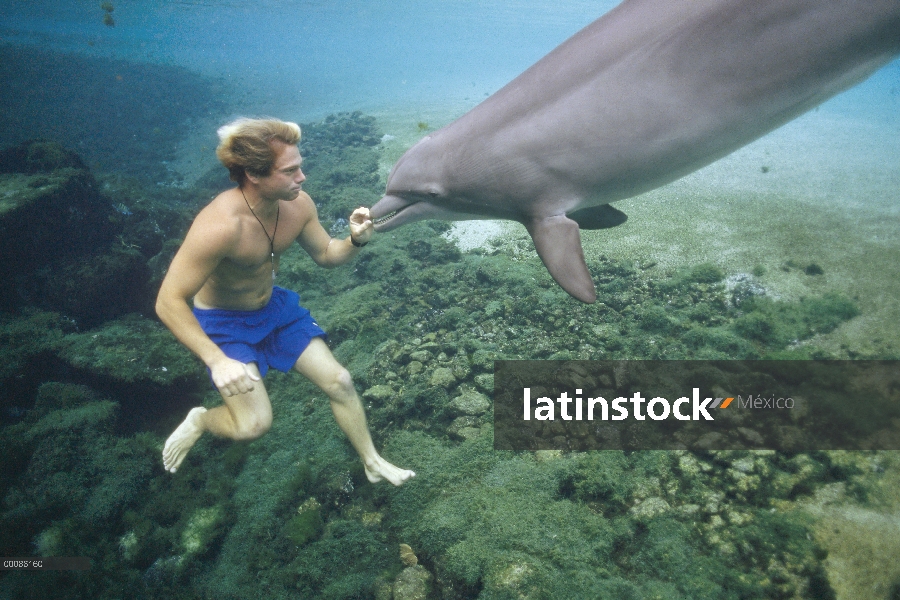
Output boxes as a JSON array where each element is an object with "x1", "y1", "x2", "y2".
[
  {"x1": 0, "y1": 139, "x2": 87, "y2": 174},
  {"x1": 0, "y1": 141, "x2": 117, "y2": 317},
  {"x1": 0, "y1": 140, "x2": 186, "y2": 326}
]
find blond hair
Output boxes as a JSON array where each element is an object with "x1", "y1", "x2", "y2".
[{"x1": 215, "y1": 118, "x2": 301, "y2": 183}]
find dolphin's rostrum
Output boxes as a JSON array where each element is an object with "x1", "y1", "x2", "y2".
[{"x1": 371, "y1": 0, "x2": 900, "y2": 303}]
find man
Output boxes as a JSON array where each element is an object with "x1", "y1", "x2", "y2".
[{"x1": 156, "y1": 117, "x2": 414, "y2": 486}]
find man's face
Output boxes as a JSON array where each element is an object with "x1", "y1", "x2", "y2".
[{"x1": 257, "y1": 141, "x2": 306, "y2": 201}]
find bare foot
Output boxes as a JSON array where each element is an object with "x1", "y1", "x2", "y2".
[
  {"x1": 365, "y1": 455, "x2": 416, "y2": 486},
  {"x1": 162, "y1": 407, "x2": 207, "y2": 473}
]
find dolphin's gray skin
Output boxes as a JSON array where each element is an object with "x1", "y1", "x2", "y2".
[{"x1": 371, "y1": 0, "x2": 900, "y2": 303}]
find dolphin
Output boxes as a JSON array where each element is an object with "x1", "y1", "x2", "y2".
[{"x1": 371, "y1": 0, "x2": 900, "y2": 303}]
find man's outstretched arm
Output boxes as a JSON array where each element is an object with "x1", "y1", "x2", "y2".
[{"x1": 298, "y1": 201, "x2": 373, "y2": 268}]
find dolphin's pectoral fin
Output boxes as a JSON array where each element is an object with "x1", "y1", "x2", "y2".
[
  {"x1": 568, "y1": 204, "x2": 628, "y2": 230},
  {"x1": 526, "y1": 215, "x2": 597, "y2": 304}
]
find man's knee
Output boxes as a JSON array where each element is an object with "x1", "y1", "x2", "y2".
[
  {"x1": 232, "y1": 412, "x2": 272, "y2": 441},
  {"x1": 321, "y1": 367, "x2": 356, "y2": 401}
]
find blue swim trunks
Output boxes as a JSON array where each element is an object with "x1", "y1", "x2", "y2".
[{"x1": 193, "y1": 286, "x2": 326, "y2": 378}]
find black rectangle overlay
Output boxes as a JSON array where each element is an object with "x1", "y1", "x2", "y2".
[
  {"x1": 494, "y1": 360, "x2": 900, "y2": 451},
  {"x1": 1, "y1": 557, "x2": 91, "y2": 570}
]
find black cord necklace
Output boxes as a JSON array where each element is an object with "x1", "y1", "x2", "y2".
[{"x1": 241, "y1": 188, "x2": 280, "y2": 281}]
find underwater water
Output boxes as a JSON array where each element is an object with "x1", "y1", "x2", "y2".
[
  {"x1": 1, "y1": 1, "x2": 899, "y2": 599},
  {"x1": 2, "y1": 0, "x2": 617, "y2": 110}
]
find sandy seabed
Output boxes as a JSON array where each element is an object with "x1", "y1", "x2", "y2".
[{"x1": 588, "y1": 104, "x2": 900, "y2": 358}]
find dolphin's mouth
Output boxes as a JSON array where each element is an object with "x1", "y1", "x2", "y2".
[
  {"x1": 373, "y1": 209, "x2": 400, "y2": 226},
  {"x1": 371, "y1": 194, "x2": 418, "y2": 232}
]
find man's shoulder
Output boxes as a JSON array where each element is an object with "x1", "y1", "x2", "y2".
[
  {"x1": 188, "y1": 189, "x2": 243, "y2": 242},
  {"x1": 203, "y1": 187, "x2": 242, "y2": 212},
  {"x1": 283, "y1": 190, "x2": 317, "y2": 222},
  {"x1": 195, "y1": 189, "x2": 243, "y2": 222},
  {"x1": 290, "y1": 190, "x2": 316, "y2": 210}
]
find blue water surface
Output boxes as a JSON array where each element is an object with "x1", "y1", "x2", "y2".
[
  {"x1": 5, "y1": 0, "x2": 895, "y2": 117},
  {"x1": 2, "y1": 0, "x2": 629, "y2": 117}
]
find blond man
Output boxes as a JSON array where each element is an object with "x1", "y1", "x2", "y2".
[{"x1": 156, "y1": 118, "x2": 414, "y2": 485}]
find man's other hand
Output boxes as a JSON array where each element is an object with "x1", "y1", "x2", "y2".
[
  {"x1": 209, "y1": 356, "x2": 261, "y2": 397},
  {"x1": 349, "y1": 206, "x2": 373, "y2": 245}
]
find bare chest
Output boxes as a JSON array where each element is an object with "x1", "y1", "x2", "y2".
[{"x1": 230, "y1": 207, "x2": 306, "y2": 266}]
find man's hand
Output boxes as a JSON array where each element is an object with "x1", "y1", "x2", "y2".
[
  {"x1": 209, "y1": 356, "x2": 261, "y2": 397},
  {"x1": 348, "y1": 207, "x2": 373, "y2": 246}
]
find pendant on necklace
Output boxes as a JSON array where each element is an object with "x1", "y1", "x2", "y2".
[{"x1": 241, "y1": 188, "x2": 280, "y2": 284}]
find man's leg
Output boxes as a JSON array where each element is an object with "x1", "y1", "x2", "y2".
[
  {"x1": 163, "y1": 363, "x2": 273, "y2": 473},
  {"x1": 294, "y1": 338, "x2": 415, "y2": 486}
]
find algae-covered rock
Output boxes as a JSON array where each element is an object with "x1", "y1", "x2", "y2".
[
  {"x1": 449, "y1": 390, "x2": 490, "y2": 416},
  {"x1": 314, "y1": 282, "x2": 391, "y2": 343},
  {"x1": 474, "y1": 373, "x2": 494, "y2": 393},
  {"x1": 0, "y1": 309, "x2": 72, "y2": 380},
  {"x1": 408, "y1": 361, "x2": 424, "y2": 376},
  {"x1": 0, "y1": 381, "x2": 156, "y2": 559},
  {"x1": 630, "y1": 496, "x2": 672, "y2": 519},
  {"x1": 409, "y1": 349, "x2": 433, "y2": 363},
  {"x1": 118, "y1": 530, "x2": 139, "y2": 562},
  {"x1": 0, "y1": 141, "x2": 116, "y2": 313},
  {"x1": 34, "y1": 526, "x2": 65, "y2": 557},
  {"x1": 0, "y1": 139, "x2": 87, "y2": 175},
  {"x1": 0, "y1": 171, "x2": 76, "y2": 217},
  {"x1": 299, "y1": 112, "x2": 383, "y2": 223},
  {"x1": 25, "y1": 396, "x2": 118, "y2": 441},
  {"x1": 491, "y1": 561, "x2": 536, "y2": 597},
  {"x1": 0, "y1": 140, "x2": 173, "y2": 325},
  {"x1": 0, "y1": 141, "x2": 105, "y2": 237},
  {"x1": 285, "y1": 498, "x2": 324, "y2": 546},
  {"x1": 363, "y1": 384, "x2": 395, "y2": 402},
  {"x1": 181, "y1": 506, "x2": 224, "y2": 557},
  {"x1": 448, "y1": 416, "x2": 478, "y2": 440},
  {"x1": 429, "y1": 367, "x2": 456, "y2": 389},
  {"x1": 57, "y1": 313, "x2": 201, "y2": 384},
  {"x1": 392, "y1": 565, "x2": 434, "y2": 600},
  {"x1": 447, "y1": 415, "x2": 483, "y2": 442},
  {"x1": 19, "y1": 382, "x2": 116, "y2": 441}
]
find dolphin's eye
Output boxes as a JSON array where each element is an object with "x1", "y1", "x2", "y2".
[{"x1": 429, "y1": 191, "x2": 439, "y2": 198}]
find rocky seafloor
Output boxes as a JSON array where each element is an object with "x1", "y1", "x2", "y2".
[{"x1": 1, "y1": 112, "x2": 899, "y2": 599}]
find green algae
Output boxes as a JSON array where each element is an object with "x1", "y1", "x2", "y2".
[
  {"x1": 380, "y1": 435, "x2": 838, "y2": 599},
  {"x1": 733, "y1": 293, "x2": 860, "y2": 351},
  {"x1": 284, "y1": 498, "x2": 325, "y2": 546},
  {"x1": 0, "y1": 309, "x2": 72, "y2": 379},
  {"x1": 0, "y1": 383, "x2": 160, "y2": 596},
  {"x1": 57, "y1": 313, "x2": 201, "y2": 384}
]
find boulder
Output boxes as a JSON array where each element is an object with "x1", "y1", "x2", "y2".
[
  {"x1": 0, "y1": 140, "x2": 118, "y2": 317},
  {"x1": 392, "y1": 565, "x2": 434, "y2": 600},
  {"x1": 449, "y1": 390, "x2": 491, "y2": 416}
]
